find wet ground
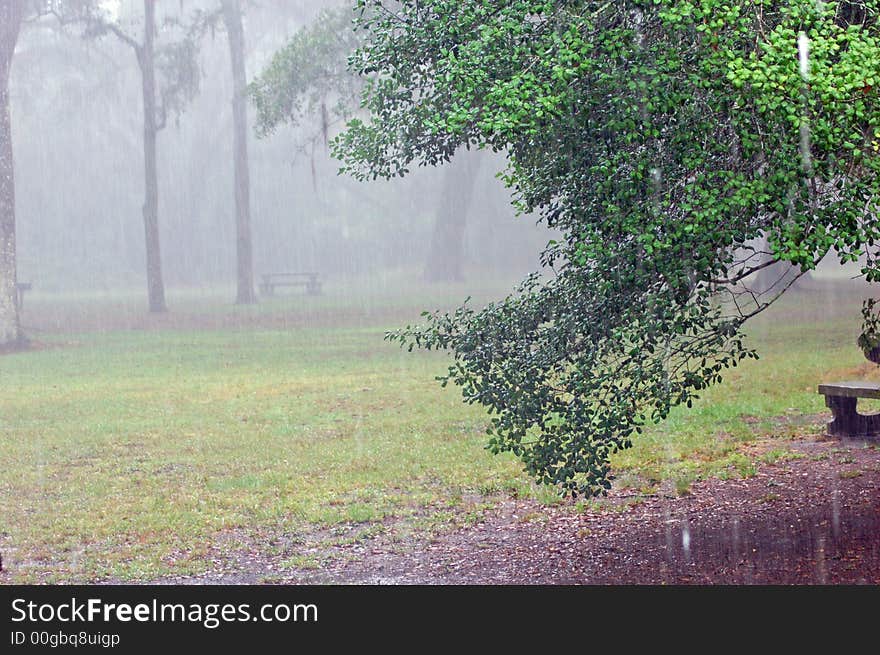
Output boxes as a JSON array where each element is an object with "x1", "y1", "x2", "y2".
[
  {"x1": 292, "y1": 435, "x2": 880, "y2": 585},
  {"x1": 141, "y1": 433, "x2": 880, "y2": 586}
]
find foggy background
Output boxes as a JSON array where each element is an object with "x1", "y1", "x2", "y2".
[{"x1": 9, "y1": 0, "x2": 549, "y2": 296}]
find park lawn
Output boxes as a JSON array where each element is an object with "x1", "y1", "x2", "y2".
[
  {"x1": 0, "y1": 280, "x2": 874, "y2": 582},
  {"x1": 611, "y1": 285, "x2": 877, "y2": 498},
  {"x1": 1, "y1": 325, "x2": 536, "y2": 582}
]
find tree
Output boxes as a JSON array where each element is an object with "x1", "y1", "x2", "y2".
[
  {"x1": 331, "y1": 0, "x2": 880, "y2": 496},
  {"x1": 1, "y1": 0, "x2": 95, "y2": 348},
  {"x1": 220, "y1": 0, "x2": 255, "y2": 304},
  {"x1": 422, "y1": 148, "x2": 480, "y2": 282},
  {"x1": 250, "y1": 6, "x2": 362, "y2": 144},
  {"x1": 0, "y1": 0, "x2": 26, "y2": 348},
  {"x1": 135, "y1": 0, "x2": 165, "y2": 313},
  {"x1": 250, "y1": 5, "x2": 483, "y2": 282},
  {"x1": 83, "y1": 1, "x2": 209, "y2": 313}
]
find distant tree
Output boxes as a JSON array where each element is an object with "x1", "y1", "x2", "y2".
[
  {"x1": 334, "y1": 0, "x2": 880, "y2": 496},
  {"x1": 422, "y1": 149, "x2": 481, "y2": 282},
  {"x1": 81, "y1": 1, "x2": 212, "y2": 313},
  {"x1": 220, "y1": 0, "x2": 255, "y2": 304},
  {"x1": 250, "y1": 5, "x2": 481, "y2": 282},
  {"x1": 250, "y1": 6, "x2": 361, "y2": 146}
]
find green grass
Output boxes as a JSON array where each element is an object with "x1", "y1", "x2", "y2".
[
  {"x1": 1, "y1": 280, "x2": 538, "y2": 582},
  {"x1": 610, "y1": 282, "x2": 874, "y2": 494},
  {"x1": 1, "y1": 326, "x2": 536, "y2": 581},
  {"x1": 0, "y1": 278, "x2": 874, "y2": 582}
]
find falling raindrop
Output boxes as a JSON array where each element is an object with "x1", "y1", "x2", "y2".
[
  {"x1": 798, "y1": 32, "x2": 810, "y2": 82},
  {"x1": 815, "y1": 534, "x2": 827, "y2": 583},
  {"x1": 831, "y1": 488, "x2": 840, "y2": 539},
  {"x1": 71, "y1": 547, "x2": 84, "y2": 574},
  {"x1": 663, "y1": 507, "x2": 676, "y2": 569},
  {"x1": 800, "y1": 124, "x2": 813, "y2": 174},
  {"x1": 681, "y1": 521, "x2": 691, "y2": 561},
  {"x1": 797, "y1": 32, "x2": 814, "y2": 174}
]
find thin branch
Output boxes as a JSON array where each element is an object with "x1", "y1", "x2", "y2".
[
  {"x1": 101, "y1": 19, "x2": 141, "y2": 51},
  {"x1": 710, "y1": 257, "x2": 779, "y2": 285}
]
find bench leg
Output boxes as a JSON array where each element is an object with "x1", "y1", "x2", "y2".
[{"x1": 825, "y1": 395, "x2": 880, "y2": 439}]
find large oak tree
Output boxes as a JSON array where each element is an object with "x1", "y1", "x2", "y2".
[{"x1": 330, "y1": 0, "x2": 880, "y2": 495}]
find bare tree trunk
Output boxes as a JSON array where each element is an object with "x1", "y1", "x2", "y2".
[
  {"x1": 137, "y1": 0, "x2": 166, "y2": 313},
  {"x1": 0, "y1": 0, "x2": 24, "y2": 348},
  {"x1": 222, "y1": 0, "x2": 255, "y2": 304},
  {"x1": 423, "y1": 150, "x2": 481, "y2": 283}
]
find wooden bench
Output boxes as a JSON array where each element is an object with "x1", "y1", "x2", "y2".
[
  {"x1": 259, "y1": 272, "x2": 322, "y2": 296},
  {"x1": 818, "y1": 381, "x2": 880, "y2": 439},
  {"x1": 14, "y1": 282, "x2": 31, "y2": 311}
]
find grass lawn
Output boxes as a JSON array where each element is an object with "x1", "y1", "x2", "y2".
[{"x1": 0, "y1": 276, "x2": 876, "y2": 582}]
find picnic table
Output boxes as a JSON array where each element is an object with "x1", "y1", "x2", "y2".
[
  {"x1": 259, "y1": 272, "x2": 322, "y2": 296},
  {"x1": 817, "y1": 381, "x2": 880, "y2": 439}
]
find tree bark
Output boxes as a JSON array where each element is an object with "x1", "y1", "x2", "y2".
[
  {"x1": 222, "y1": 0, "x2": 255, "y2": 304},
  {"x1": 0, "y1": 0, "x2": 24, "y2": 348},
  {"x1": 137, "y1": 0, "x2": 166, "y2": 313},
  {"x1": 423, "y1": 150, "x2": 481, "y2": 283}
]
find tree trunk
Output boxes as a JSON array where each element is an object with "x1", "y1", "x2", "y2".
[
  {"x1": 137, "y1": 0, "x2": 166, "y2": 313},
  {"x1": 0, "y1": 0, "x2": 24, "y2": 348},
  {"x1": 423, "y1": 150, "x2": 481, "y2": 283},
  {"x1": 222, "y1": 0, "x2": 255, "y2": 304}
]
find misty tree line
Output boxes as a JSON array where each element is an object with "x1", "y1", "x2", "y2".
[{"x1": 0, "y1": 0, "x2": 546, "y2": 347}]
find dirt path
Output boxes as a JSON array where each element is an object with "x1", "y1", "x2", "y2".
[
  {"x1": 145, "y1": 434, "x2": 879, "y2": 586},
  {"x1": 291, "y1": 436, "x2": 880, "y2": 585}
]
